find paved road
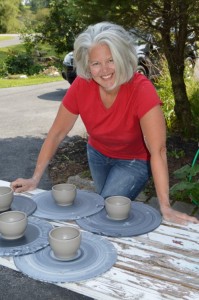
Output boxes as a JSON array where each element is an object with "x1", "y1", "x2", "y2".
[
  {"x1": 0, "y1": 81, "x2": 86, "y2": 190},
  {"x1": 0, "y1": 81, "x2": 65, "y2": 189},
  {"x1": 0, "y1": 34, "x2": 22, "y2": 48}
]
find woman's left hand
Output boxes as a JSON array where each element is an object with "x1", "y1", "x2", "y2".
[{"x1": 161, "y1": 206, "x2": 199, "y2": 225}]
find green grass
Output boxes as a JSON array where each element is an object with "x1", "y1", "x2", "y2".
[
  {"x1": 0, "y1": 75, "x2": 64, "y2": 88},
  {"x1": 0, "y1": 36, "x2": 15, "y2": 41},
  {"x1": 0, "y1": 42, "x2": 65, "y2": 88},
  {"x1": 0, "y1": 44, "x2": 26, "y2": 62}
]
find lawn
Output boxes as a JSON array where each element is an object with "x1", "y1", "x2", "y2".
[
  {"x1": 0, "y1": 42, "x2": 65, "y2": 88},
  {"x1": 0, "y1": 75, "x2": 64, "y2": 88},
  {"x1": 0, "y1": 36, "x2": 15, "y2": 41}
]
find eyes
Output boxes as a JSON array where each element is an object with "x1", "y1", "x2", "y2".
[
  {"x1": 91, "y1": 62, "x2": 99, "y2": 66},
  {"x1": 89, "y1": 58, "x2": 114, "y2": 67}
]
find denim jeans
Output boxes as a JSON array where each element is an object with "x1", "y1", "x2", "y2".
[{"x1": 87, "y1": 144, "x2": 151, "y2": 200}]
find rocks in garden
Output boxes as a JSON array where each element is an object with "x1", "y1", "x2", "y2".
[{"x1": 48, "y1": 135, "x2": 90, "y2": 185}]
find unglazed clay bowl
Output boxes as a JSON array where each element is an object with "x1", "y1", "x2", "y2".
[
  {"x1": 105, "y1": 196, "x2": 131, "y2": 220},
  {"x1": 52, "y1": 183, "x2": 77, "y2": 206},
  {"x1": 0, "y1": 186, "x2": 14, "y2": 211},
  {"x1": 49, "y1": 226, "x2": 81, "y2": 260},
  {"x1": 0, "y1": 211, "x2": 28, "y2": 240}
]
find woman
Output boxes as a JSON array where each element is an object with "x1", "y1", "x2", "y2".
[{"x1": 11, "y1": 22, "x2": 198, "y2": 225}]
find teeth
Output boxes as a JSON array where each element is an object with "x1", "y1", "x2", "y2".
[{"x1": 102, "y1": 74, "x2": 112, "y2": 79}]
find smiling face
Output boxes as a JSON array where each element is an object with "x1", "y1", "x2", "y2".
[{"x1": 88, "y1": 43, "x2": 116, "y2": 91}]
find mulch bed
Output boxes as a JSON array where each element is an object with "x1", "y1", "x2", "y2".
[{"x1": 48, "y1": 134, "x2": 198, "y2": 200}]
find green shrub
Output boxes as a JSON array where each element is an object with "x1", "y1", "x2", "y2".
[
  {"x1": 170, "y1": 163, "x2": 199, "y2": 204},
  {"x1": 185, "y1": 77, "x2": 199, "y2": 135},
  {"x1": 5, "y1": 53, "x2": 44, "y2": 76},
  {"x1": 0, "y1": 61, "x2": 8, "y2": 77},
  {"x1": 29, "y1": 63, "x2": 44, "y2": 75},
  {"x1": 155, "y1": 56, "x2": 199, "y2": 135},
  {"x1": 154, "y1": 58, "x2": 176, "y2": 130}
]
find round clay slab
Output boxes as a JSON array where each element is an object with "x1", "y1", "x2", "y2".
[
  {"x1": 76, "y1": 201, "x2": 162, "y2": 237},
  {"x1": 32, "y1": 190, "x2": 104, "y2": 220},
  {"x1": 14, "y1": 232, "x2": 117, "y2": 283},
  {"x1": 0, "y1": 216, "x2": 52, "y2": 256},
  {"x1": 11, "y1": 195, "x2": 37, "y2": 216}
]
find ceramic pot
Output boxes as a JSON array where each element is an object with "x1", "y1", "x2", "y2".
[
  {"x1": 0, "y1": 186, "x2": 14, "y2": 211},
  {"x1": 49, "y1": 226, "x2": 81, "y2": 259},
  {"x1": 0, "y1": 211, "x2": 28, "y2": 239},
  {"x1": 105, "y1": 196, "x2": 131, "y2": 220},
  {"x1": 52, "y1": 183, "x2": 76, "y2": 206}
]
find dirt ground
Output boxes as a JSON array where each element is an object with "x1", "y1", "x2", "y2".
[
  {"x1": 166, "y1": 135, "x2": 198, "y2": 187},
  {"x1": 48, "y1": 136, "x2": 90, "y2": 185},
  {"x1": 48, "y1": 134, "x2": 198, "y2": 198}
]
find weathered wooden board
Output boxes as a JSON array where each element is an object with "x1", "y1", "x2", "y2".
[{"x1": 0, "y1": 180, "x2": 198, "y2": 300}]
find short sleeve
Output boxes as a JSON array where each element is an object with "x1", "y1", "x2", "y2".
[
  {"x1": 133, "y1": 75, "x2": 162, "y2": 119},
  {"x1": 62, "y1": 77, "x2": 80, "y2": 115}
]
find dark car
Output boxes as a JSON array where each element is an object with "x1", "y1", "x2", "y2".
[
  {"x1": 62, "y1": 30, "x2": 159, "y2": 84},
  {"x1": 61, "y1": 51, "x2": 76, "y2": 84},
  {"x1": 129, "y1": 29, "x2": 160, "y2": 79}
]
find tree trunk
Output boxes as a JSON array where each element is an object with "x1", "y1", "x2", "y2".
[
  {"x1": 166, "y1": 54, "x2": 196, "y2": 137},
  {"x1": 158, "y1": 0, "x2": 197, "y2": 137}
]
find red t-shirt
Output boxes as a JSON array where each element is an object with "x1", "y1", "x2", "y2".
[{"x1": 62, "y1": 73, "x2": 162, "y2": 160}]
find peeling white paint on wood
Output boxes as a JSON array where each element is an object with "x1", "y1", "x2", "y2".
[{"x1": 0, "y1": 181, "x2": 198, "y2": 300}]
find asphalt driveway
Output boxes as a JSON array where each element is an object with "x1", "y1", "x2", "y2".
[
  {"x1": 0, "y1": 81, "x2": 86, "y2": 190},
  {"x1": 0, "y1": 81, "x2": 65, "y2": 189},
  {"x1": 0, "y1": 34, "x2": 22, "y2": 48}
]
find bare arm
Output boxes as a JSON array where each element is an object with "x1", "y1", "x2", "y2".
[
  {"x1": 140, "y1": 105, "x2": 199, "y2": 225},
  {"x1": 11, "y1": 103, "x2": 78, "y2": 192}
]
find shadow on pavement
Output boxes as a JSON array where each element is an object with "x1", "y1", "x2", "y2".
[
  {"x1": 0, "y1": 265, "x2": 92, "y2": 300},
  {"x1": 38, "y1": 88, "x2": 68, "y2": 101},
  {"x1": 0, "y1": 136, "x2": 52, "y2": 190}
]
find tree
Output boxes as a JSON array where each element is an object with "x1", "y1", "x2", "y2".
[
  {"x1": 29, "y1": 0, "x2": 50, "y2": 12},
  {"x1": 0, "y1": 0, "x2": 21, "y2": 33},
  {"x1": 38, "y1": 0, "x2": 199, "y2": 136},
  {"x1": 37, "y1": 0, "x2": 85, "y2": 53},
  {"x1": 129, "y1": 0, "x2": 199, "y2": 136},
  {"x1": 68, "y1": 0, "x2": 199, "y2": 136}
]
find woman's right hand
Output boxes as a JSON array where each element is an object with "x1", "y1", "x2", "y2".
[{"x1": 10, "y1": 177, "x2": 39, "y2": 193}]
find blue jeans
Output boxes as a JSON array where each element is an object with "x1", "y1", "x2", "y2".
[{"x1": 87, "y1": 144, "x2": 151, "y2": 200}]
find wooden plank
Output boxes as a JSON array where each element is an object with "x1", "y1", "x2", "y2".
[
  {"x1": 115, "y1": 228, "x2": 199, "y2": 255},
  {"x1": 2, "y1": 252, "x2": 199, "y2": 300},
  {"x1": 115, "y1": 257, "x2": 199, "y2": 290},
  {"x1": 49, "y1": 221, "x2": 199, "y2": 293},
  {"x1": 0, "y1": 257, "x2": 164, "y2": 300},
  {"x1": 154, "y1": 223, "x2": 199, "y2": 241},
  {"x1": 0, "y1": 257, "x2": 17, "y2": 270},
  {"x1": 2, "y1": 250, "x2": 198, "y2": 300},
  {"x1": 107, "y1": 235, "x2": 198, "y2": 265},
  {"x1": 1, "y1": 181, "x2": 199, "y2": 300},
  {"x1": 57, "y1": 266, "x2": 199, "y2": 300}
]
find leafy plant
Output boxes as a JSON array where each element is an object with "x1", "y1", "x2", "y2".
[
  {"x1": 0, "y1": 61, "x2": 8, "y2": 77},
  {"x1": 167, "y1": 149, "x2": 185, "y2": 159},
  {"x1": 5, "y1": 53, "x2": 37, "y2": 75},
  {"x1": 185, "y1": 76, "x2": 199, "y2": 136},
  {"x1": 155, "y1": 55, "x2": 199, "y2": 137},
  {"x1": 155, "y1": 57, "x2": 176, "y2": 131},
  {"x1": 170, "y1": 160, "x2": 199, "y2": 205}
]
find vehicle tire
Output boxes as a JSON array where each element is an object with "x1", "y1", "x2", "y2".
[
  {"x1": 61, "y1": 70, "x2": 67, "y2": 80},
  {"x1": 136, "y1": 65, "x2": 148, "y2": 77},
  {"x1": 67, "y1": 69, "x2": 76, "y2": 85}
]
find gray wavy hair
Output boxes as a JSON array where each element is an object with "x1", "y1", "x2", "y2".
[{"x1": 73, "y1": 22, "x2": 138, "y2": 89}]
